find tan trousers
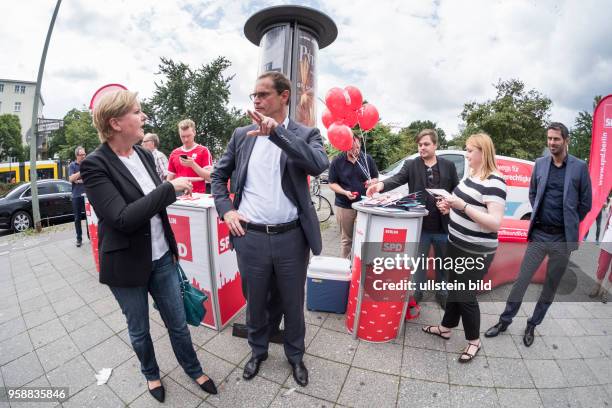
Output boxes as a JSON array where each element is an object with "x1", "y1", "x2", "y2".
[{"x1": 335, "y1": 206, "x2": 357, "y2": 259}]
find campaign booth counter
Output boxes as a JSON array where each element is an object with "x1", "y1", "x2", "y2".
[
  {"x1": 85, "y1": 194, "x2": 246, "y2": 331},
  {"x1": 346, "y1": 203, "x2": 427, "y2": 343}
]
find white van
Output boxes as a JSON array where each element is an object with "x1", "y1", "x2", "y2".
[{"x1": 379, "y1": 150, "x2": 534, "y2": 220}]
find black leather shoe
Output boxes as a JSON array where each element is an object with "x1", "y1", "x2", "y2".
[
  {"x1": 484, "y1": 322, "x2": 509, "y2": 338},
  {"x1": 148, "y1": 384, "x2": 165, "y2": 402},
  {"x1": 76, "y1": 240, "x2": 82, "y2": 248},
  {"x1": 243, "y1": 354, "x2": 268, "y2": 380},
  {"x1": 269, "y1": 330, "x2": 285, "y2": 344},
  {"x1": 523, "y1": 324, "x2": 535, "y2": 347},
  {"x1": 198, "y1": 376, "x2": 218, "y2": 395},
  {"x1": 291, "y1": 361, "x2": 308, "y2": 387}
]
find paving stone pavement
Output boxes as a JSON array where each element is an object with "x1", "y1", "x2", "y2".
[{"x1": 0, "y1": 202, "x2": 611, "y2": 407}]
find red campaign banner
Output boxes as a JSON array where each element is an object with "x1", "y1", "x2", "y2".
[
  {"x1": 381, "y1": 228, "x2": 407, "y2": 252},
  {"x1": 217, "y1": 217, "x2": 230, "y2": 255},
  {"x1": 580, "y1": 95, "x2": 612, "y2": 239},
  {"x1": 496, "y1": 158, "x2": 533, "y2": 187},
  {"x1": 168, "y1": 214, "x2": 193, "y2": 262}
]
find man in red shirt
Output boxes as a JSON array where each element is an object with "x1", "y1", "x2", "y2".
[{"x1": 167, "y1": 119, "x2": 213, "y2": 193}]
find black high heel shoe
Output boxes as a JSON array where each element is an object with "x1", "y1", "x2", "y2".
[
  {"x1": 197, "y1": 375, "x2": 218, "y2": 395},
  {"x1": 148, "y1": 384, "x2": 165, "y2": 402}
]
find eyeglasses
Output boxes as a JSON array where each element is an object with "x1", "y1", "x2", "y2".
[
  {"x1": 249, "y1": 91, "x2": 273, "y2": 101},
  {"x1": 77, "y1": 153, "x2": 86, "y2": 156},
  {"x1": 142, "y1": 139, "x2": 153, "y2": 143}
]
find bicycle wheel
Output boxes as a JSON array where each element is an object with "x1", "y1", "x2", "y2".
[{"x1": 312, "y1": 194, "x2": 333, "y2": 223}]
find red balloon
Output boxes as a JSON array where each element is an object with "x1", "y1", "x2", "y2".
[
  {"x1": 342, "y1": 109, "x2": 358, "y2": 128},
  {"x1": 344, "y1": 86, "x2": 363, "y2": 111},
  {"x1": 325, "y1": 87, "x2": 350, "y2": 117},
  {"x1": 327, "y1": 123, "x2": 353, "y2": 151},
  {"x1": 357, "y1": 104, "x2": 379, "y2": 131},
  {"x1": 321, "y1": 107, "x2": 336, "y2": 129}
]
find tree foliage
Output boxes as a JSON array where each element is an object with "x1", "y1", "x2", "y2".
[
  {"x1": 361, "y1": 124, "x2": 406, "y2": 171},
  {"x1": 398, "y1": 120, "x2": 447, "y2": 154},
  {"x1": 143, "y1": 57, "x2": 250, "y2": 158},
  {"x1": 459, "y1": 79, "x2": 552, "y2": 160},
  {"x1": 0, "y1": 114, "x2": 25, "y2": 161},
  {"x1": 48, "y1": 109, "x2": 99, "y2": 161},
  {"x1": 569, "y1": 96, "x2": 602, "y2": 162}
]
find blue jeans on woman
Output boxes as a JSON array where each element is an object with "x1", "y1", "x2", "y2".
[{"x1": 110, "y1": 251, "x2": 204, "y2": 381}]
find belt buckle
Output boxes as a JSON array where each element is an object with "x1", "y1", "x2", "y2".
[{"x1": 266, "y1": 224, "x2": 277, "y2": 235}]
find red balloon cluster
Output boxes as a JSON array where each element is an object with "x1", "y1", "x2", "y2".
[{"x1": 322, "y1": 86, "x2": 379, "y2": 151}]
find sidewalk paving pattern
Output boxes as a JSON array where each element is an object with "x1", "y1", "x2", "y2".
[{"x1": 0, "y1": 216, "x2": 611, "y2": 407}]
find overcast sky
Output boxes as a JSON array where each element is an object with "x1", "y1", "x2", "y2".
[{"x1": 1, "y1": 0, "x2": 611, "y2": 138}]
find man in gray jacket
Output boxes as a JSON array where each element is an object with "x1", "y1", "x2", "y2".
[
  {"x1": 485, "y1": 122, "x2": 592, "y2": 346},
  {"x1": 212, "y1": 71, "x2": 328, "y2": 386}
]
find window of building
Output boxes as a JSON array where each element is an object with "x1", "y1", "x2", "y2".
[
  {"x1": 14, "y1": 85, "x2": 26, "y2": 94},
  {"x1": 14, "y1": 102, "x2": 21, "y2": 112},
  {"x1": 0, "y1": 83, "x2": 4, "y2": 92}
]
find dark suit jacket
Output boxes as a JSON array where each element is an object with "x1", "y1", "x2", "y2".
[
  {"x1": 211, "y1": 119, "x2": 329, "y2": 255},
  {"x1": 528, "y1": 154, "x2": 592, "y2": 250},
  {"x1": 382, "y1": 156, "x2": 459, "y2": 233},
  {"x1": 80, "y1": 143, "x2": 179, "y2": 287}
]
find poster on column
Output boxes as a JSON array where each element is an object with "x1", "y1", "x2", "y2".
[
  {"x1": 210, "y1": 215, "x2": 245, "y2": 326},
  {"x1": 580, "y1": 94, "x2": 612, "y2": 239},
  {"x1": 296, "y1": 29, "x2": 317, "y2": 127},
  {"x1": 167, "y1": 205, "x2": 216, "y2": 329}
]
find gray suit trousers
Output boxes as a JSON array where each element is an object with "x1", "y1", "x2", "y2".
[{"x1": 233, "y1": 227, "x2": 310, "y2": 363}]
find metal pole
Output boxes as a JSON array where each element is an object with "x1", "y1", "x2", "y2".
[{"x1": 29, "y1": 0, "x2": 62, "y2": 232}]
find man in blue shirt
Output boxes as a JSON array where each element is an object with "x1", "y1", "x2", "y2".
[
  {"x1": 485, "y1": 122, "x2": 592, "y2": 347},
  {"x1": 68, "y1": 146, "x2": 86, "y2": 247},
  {"x1": 329, "y1": 135, "x2": 378, "y2": 258}
]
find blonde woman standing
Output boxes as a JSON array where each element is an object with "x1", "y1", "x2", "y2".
[{"x1": 422, "y1": 133, "x2": 506, "y2": 363}]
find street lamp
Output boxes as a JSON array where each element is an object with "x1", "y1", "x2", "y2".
[{"x1": 29, "y1": 0, "x2": 62, "y2": 232}]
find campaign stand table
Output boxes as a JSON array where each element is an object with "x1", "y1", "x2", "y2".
[
  {"x1": 85, "y1": 194, "x2": 246, "y2": 331},
  {"x1": 346, "y1": 203, "x2": 427, "y2": 343}
]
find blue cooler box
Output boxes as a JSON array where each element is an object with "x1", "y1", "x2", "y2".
[{"x1": 306, "y1": 256, "x2": 351, "y2": 314}]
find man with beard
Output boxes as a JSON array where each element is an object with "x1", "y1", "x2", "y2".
[{"x1": 485, "y1": 122, "x2": 592, "y2": 347}]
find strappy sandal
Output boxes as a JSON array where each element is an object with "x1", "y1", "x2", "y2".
[
  {"x1": 422, "y1": 325, "x2": 451, "y2": 340},
  {"x1": 458, "y1": 342, "x2": 481, "y2": 363}
]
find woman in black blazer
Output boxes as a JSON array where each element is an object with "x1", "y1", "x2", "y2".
[{"x1": 81, "y1": 90, "x2": 217, "y2": 402}]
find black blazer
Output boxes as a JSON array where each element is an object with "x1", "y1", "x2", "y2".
[
  {"x1": 80, "y1": 143, "x2": 179, "y2": 287},
  {"x1": 212, "y1": 119, "x2": 329, "y2": 255},
  {"x1": 528, "y1": 154, "x2": 591, "y2": 251},
  {"x1": 382, "y1": 156, "x2": 459, "y2": 233}
]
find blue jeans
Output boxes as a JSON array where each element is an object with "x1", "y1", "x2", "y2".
[
  {"x1": 110, "y1": 251, "x2": 203, "y2": 381},
  {"x1": 413, "y1": 231, "x2": 449, "y2": 297},
  {"x1": 499, "y1": 228, "x2": 570, "y2": 327}
]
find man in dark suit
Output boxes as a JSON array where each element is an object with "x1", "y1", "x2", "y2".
[
  {"x1": 211, "y1": 72, "x2": 329, "y2": 387},
  {"x1": 367, "y1": 129, "x2": 459, "y2": 308},
  {"x1": 485, "y1": 122, "x2": 592, "y2": 346}
]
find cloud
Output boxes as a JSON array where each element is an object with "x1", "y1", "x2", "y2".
[{"x1": 1, "y1": 0, "x2": 610, "y2": 138}]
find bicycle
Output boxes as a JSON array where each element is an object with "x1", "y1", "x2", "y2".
[{"x1": 309, "y1": 177, "x2": 333, "y2": 223}]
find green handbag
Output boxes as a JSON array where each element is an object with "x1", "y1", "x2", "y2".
[
  {"x1": 176, "y1": 263, "x2": 208, "y2": 326},
  {"x1": 153, "y1": 263, "x2": 208, "y2": 326}
]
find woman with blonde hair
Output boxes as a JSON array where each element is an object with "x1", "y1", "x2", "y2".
[
  {"x1": 81, "y1": 90, "x2": 217, "y2": 401},
  {"x1": 422, "y1": 133, "x2": 507, "y2": 362}
]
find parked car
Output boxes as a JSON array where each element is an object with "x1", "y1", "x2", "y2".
[
  {"x1": 379, "y1": 150, "x2": 534, "y2": 220},
  {"x1": 0, "y1": 179, "x2": 83, "y2": 232}
]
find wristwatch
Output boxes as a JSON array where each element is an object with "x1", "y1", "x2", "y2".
[{"x1": 462, "y1": 202, "x2": 469, "y2": 212}]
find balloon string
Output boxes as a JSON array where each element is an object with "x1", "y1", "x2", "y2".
[
  {"x1": 355, "y1": 153, "x2": 371, "y2": 179},
  {"x1": 358, "y1": 127, "x2": 371, "y2": 179}
]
